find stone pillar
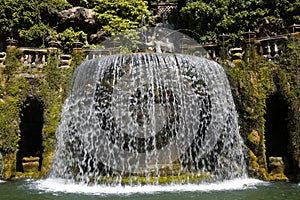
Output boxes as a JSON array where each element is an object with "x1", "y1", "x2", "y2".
[
  {"x1": 19, "y1": 48, "x2": 48, "y2": 70},
  {"x1": 0, "y1": 52, "x2": 6, "y2": 67},
  {"x1": 59, "y1": 54, "x2": 72, "y2": 68},
  {"x1": 21, "y1": 53, "x2": 32, "y2": 67},
  {"x1": 287, "y1": 24, "x2": 300, "y2": 36},
  {"x1": 219, "y1": 33, "x2": 229, "y2": 58},
  {"x1": 229, "y1": 48, "x2": 244, "y2": 62}
]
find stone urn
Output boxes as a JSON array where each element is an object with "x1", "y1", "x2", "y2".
[
  {"x1": 268, "y1": 157, "x2": 288, "y2": 181},
  {"x1": 59, "y1": 54, "x2": 72, "y2": 67},
  {"x1": 22, "y1": 156, "x2": 40, "y2": 173}
]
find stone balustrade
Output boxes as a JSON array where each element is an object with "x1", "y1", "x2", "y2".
[
  {"x1": 157, "y1": 2, "x2": 178, "y2": 17},
  {"x1": 255, "y1": 35, "x2": 287, "y2": 62},
  {"x1": 19, "y1": 47, "x2": 48, "y2": 70},
  {"x1": 0, "y1": 24, "x2": 298, "y2": 71},
  {"x1": 84, "y1": 49, "x2": 112, "y2": 60},
  {"x1": 0, "y1": 47, "x2": 119, "y2": 72}
]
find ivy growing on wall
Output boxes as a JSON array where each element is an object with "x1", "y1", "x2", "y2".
[
  {"x1": 226, "y1": 35, "x2": 300, "y2": 181},
  {"x1": 0, "y1": 46, "x2": 85, "y2": 179}
]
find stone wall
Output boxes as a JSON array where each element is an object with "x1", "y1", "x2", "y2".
[{"x1": 0, "y1": 27, "x2": 299, "y2": 182}]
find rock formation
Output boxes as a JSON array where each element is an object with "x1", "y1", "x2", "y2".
[{"x1": 57, "y1": 6, "x2": 100, "y2": 33}]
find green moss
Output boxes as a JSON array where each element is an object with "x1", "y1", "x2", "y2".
[
  {"x1": 2, "y1": 153, "x2": 17, "y2": 180},
  {"x1": 88, "y1": 172, "x2": 211, "y2": 185},
  {"x1": 0, "y1": 47, "x2": 79, "y2": 180},
  {"x1": 247, "y1": 130, "x2": 260, "y2": 145},
  {"x1": 0, "y1": 97, "x2": 21, "y2": 153},
  {"x1": 268, "y1": 173, "x2": 289, "y2": 182},
  {"x1": 226, "y1": 35, "x2": 300, "y2": 181}
]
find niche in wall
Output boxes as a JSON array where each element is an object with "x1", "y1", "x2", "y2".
[{"x1": 16, "y1": 97, "x2": 44, "y2": 172}]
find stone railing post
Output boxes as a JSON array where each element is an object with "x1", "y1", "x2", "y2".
[
  {"x1": 0, "y1": 52, "x2": 6, "y2": 67},
  {"x1": 229, "y1": 47, "x2": 244, "y2": 62},
  {"x1": 59, "y1": 54, "x2": 72, "y2": 68}
]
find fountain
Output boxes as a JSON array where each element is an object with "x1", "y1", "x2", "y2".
[{"x1": 49, "y1": 27, "x2": 246, "y2": 185}]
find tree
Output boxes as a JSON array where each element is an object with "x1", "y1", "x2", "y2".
[
  {"x1": 92, "y1": 0, "x2": 152, "y2": 35},
  {"x1": 179, "y1": 0, "x2": 268, "y2": 45},
  {"x1": 58, "y1": 27, "x2": 88, "y2": 50},
  {"x1": 264, "y1": 0, "x2": 300, "y2": 25},
  {"x1": 178, "y1": 0, "x2": 300, "y2": 45},
  {"x1": 66, "y1": 0, "x2": 93, "y2": 7},
  {"x1": 0, "y1": 0, "x2": 71, "y2": 49},
  {"x1": 0, "y1": 0, "x2": 152, "y2": 49}
]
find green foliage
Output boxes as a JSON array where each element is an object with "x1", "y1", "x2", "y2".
[
  {"x1": 0, "y1": 0, "x2": 38, "y2": 33},
  {"x1": 0, "y1": 0, "x2": 71, "y2": 48},
  {"x1": 282, "y1": 36, "x2": 300, "y2": 67},
  {"x1": 2, "y1": 47, "x2": 22, "y2": 80},
  {"x1": 264, "y1": 0, "x2": 300, "y2": 24},
  {"x1": 180, "y1": 0, "x2": 267, "y2": 45},
  {"x1": 20, "y1": 24, "x2": 56, "y2": 47},
  {"x1": 44, "y1": 50, "x2": 61, "y2": 90},
  {"x1": 0, "y1": 97, "x2": 21, "y2": 153},
  {"x1": 92, "y1": 0, "x2": 151, "y2": 35},
  {"x1": 0, "y1": 48, "x2": 27, "y2": 155},
  {"x1": 225, "y1": 35, "x2": 300, "y2": 179},
  {"x1": 0, "y1": 0, "x2": 298, "y2": 49},
  {"x1": 0, "y1": 0, "x2": 148, "y2": 49},
  {"x1": 68, "y1": 0, "x2": 92, "y2": 7},
  {"x1": 227, "y1": 63, "x2": 269, "y2": 178},
  {"x1": 58, "y1": 28, "x2": 88, "y2": 51},
  {"x1": 179, "y1": 0, "x2": 299, "y2": 45}
]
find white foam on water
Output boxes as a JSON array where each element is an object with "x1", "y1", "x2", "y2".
[{"x1": 33, "y1": 178, "x2": 266, "y2": 195}]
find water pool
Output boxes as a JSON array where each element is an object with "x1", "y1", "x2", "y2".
[{"x1": 0, "y1": 178, "x2": 299, "y2": 200}]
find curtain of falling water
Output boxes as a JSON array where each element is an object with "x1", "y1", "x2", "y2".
[{"x1": 50, "y1": 53, "x2": 246, "y2": 184}]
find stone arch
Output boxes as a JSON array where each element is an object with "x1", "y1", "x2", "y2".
[
  {"x1": 16, "y1": 97, "x2": 44, "y2": 172},
  {"x1": 264, "y1": 93, "x2": 293, "y2": 177}
]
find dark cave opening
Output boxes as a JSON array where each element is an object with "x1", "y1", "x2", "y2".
[
  {"x1": 264, "y1": 93, "x2": 293, "y2": 177},
  {"x1": 16, "y1": 98, "x2": 44, "y2": 172}
]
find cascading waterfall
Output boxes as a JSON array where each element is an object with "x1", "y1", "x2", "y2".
[{"x1": 50, "y1": 53, "x2": 247, "y2": 184}]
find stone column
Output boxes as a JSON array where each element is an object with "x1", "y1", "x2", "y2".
[
  {"x1": 59, "y1": 54, "x2": 72, "y2": 68},
  {"x1": 0, "y1": 52, "x2": 6, "y2": 67}
]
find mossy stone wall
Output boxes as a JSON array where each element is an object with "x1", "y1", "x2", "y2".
[
  {"x1": 0, "y1": 37, "x2": 299, "y2": 182},
  {"x1": 0, "y1": 47, "x2": 85, "y2": 179},
  {"x1": 226, "y1": 36, "x2": 299, "y2": 181}
]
